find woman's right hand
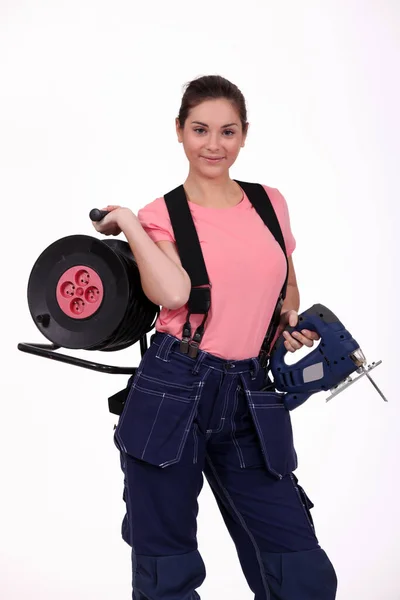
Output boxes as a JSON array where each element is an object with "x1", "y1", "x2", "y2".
[{"x1": 91, "y1": 205, "x2": 134, "y2": 236}]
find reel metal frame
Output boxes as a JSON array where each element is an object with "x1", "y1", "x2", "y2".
[{"x1": 17, "y1": 336, "x2": 149, "y2": 375}]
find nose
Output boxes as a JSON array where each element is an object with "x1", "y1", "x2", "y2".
[{"x1": 206, "y1": 132, "x2": 220, "y2": 152}]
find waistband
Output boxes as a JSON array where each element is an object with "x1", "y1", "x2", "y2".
[{"x1": 151, "y1": 332, "x2": 262, "y2": 377}]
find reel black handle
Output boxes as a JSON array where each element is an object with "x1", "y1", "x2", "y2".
[{"x1": 89, "y1": 208, "x2": 110, "y2": 222}]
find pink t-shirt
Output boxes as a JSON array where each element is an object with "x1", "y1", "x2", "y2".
[{"x1": 137, "y1": 185, "x2": 296, "y2": 360}]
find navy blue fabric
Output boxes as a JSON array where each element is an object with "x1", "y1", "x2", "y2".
[
  {"x1": 261, "y1": 548, "x2": 338, "y2": 600},
  {"x1": 115, "y1": 333, "x2": 337, "y2": 600}
]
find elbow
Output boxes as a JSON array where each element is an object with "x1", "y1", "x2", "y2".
[
  {"x1": 143, "y1": 288, "x2": 189, "y2": 311},
  {"x1": 163, "y1": 275, "x2": 191, "y2": 310},
  {"x1": 141, "y1": 272, "x2": 191, "y2": 311},
  {"x1": 163, "y1": 291, "x2": 190, "y2": 311}
]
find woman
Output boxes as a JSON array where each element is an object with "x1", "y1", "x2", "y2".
[{"x1": 93, "y1": 75, "x2": 338, "y2": 600}]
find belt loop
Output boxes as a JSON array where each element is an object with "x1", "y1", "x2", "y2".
[
  {"x1": 155, "y1": 335, "x2": 176, "y2": 362},
  {"x1": 192, "y1": 350, "x2": 206, "y2": 374},
  {"x1": 250, "y1": 357, "x2": 259, "y2": 380}
]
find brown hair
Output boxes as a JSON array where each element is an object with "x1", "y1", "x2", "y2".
[{"x1": 177, "y1": 75, "x2": 248, "y2": 132}]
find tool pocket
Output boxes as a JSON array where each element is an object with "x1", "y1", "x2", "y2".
[
  {"x1": 114, "y1": 358, "x2": 202, "y2": 468},
  {"x1": 290, "y1": 473, "x2": 315, "y2": 532},
  {"x1": 244, "y1": 389, "x2": 298, "y2": 478}
]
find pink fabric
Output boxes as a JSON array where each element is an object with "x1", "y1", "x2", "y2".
[{"x1": 137, "y1": 185, "x2": 296, "y2": 360}]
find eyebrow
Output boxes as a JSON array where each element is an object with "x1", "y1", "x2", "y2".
[{"x1": 191, "y1": 121, "x2": 239, "y2": 128}]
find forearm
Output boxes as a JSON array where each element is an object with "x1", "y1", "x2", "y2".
[
  {"x1": 281, "y1": 283, "x2": 300, "y2": 314},
  {"x1": 119, "y1": 210, "x2": 190, "y2": 310}
]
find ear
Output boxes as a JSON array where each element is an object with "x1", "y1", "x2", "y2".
[
  {"x1": 176, "y1": 118, "x2": 183, "y2": 143},
  {"x1": 241, "y1": 122, "x2": 249, "y2": 148}
]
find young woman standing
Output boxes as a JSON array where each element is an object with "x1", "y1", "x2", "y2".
[{"x1": 93, "y1": 75, "x2": 337, "y2": 600}]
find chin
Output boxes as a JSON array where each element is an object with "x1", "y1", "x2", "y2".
[
  {"x1": 201, "y1": 168, "x2": 229, "y2": 179},
  {"x1": 197, "y1": 162, "x2": 230, "y2": 177}
]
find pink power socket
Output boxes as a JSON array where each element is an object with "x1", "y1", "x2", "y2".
[{"x1": 56, "y1": 265, "x2": 104, "y2": 319}]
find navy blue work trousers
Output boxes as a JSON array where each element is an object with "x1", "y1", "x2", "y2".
[{"x1": 114, "y1": 332, "x2": 338, "y2": 599}]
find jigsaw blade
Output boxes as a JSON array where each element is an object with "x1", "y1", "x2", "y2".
[
  {"x1": 363, "y1": 368, "x2": 388, "y2": 402},
  {"x1": 326, "y1": 360, "x2": 387, "y2": 402}
]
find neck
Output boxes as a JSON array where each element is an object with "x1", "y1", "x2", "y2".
[{"x1": 183, "y1": 169, "x2": 241, "y2": 208}]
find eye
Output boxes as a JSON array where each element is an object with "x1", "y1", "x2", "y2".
[
  {"x1": 223, "y1": 130, "x2": 235, "y2": 136},
  {"x1": 194, "y1": 127, "x2": 206, "y2": 134}
]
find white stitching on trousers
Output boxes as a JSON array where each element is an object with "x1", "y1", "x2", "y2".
[{"x1": 205, "y1": 455, "x2": 271, "y2": 600}]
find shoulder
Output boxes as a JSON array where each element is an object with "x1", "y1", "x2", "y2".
[
  {"x1": 239, "y1": 181, "x2": 296, "y2": 253},
  {"x1": 137, "y1": 195, "x2": 169, "y2": 218},
  {"x1": 258, "y1": 184, "x2": 292, "y2": 219},
  {"x1": 260, "y1": 184, "x2": 288, "y2": 207},
  {"x1": 137, "y1": 196, "x2": 175, "y2": 242},
  {"x1": 259, "y1": 184, "x2": 296, "y2": 254},
  {"x1": 238, "y1": 180, "x2": 289, "y2": 209},
  {"x1": 137, "y1": 195, "x2": 173, "y2": 228}
]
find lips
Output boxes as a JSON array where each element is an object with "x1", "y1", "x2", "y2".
[{"x1": 201, "y1": 156, "x2": 225, "y2": 162}]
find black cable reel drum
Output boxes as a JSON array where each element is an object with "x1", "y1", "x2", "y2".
[{"x1": 18, "y1": 208, "x2": 160, "y2": 414}]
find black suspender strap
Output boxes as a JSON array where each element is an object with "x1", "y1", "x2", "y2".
[
  {"x1": 164, "y1": 186, "x2": 209, "y2": 287},
  {"x1": 234, "y1": 181, "x2": 289, "y2": 296},
  {"x1": 164, "y1": 181, "x2": 288, "y2": 364},
  {"x1": 164, "y1": 185, "x2": 211, "y2": 357},
  {"x1": 234, "y1": 181, "x2": 289, "y2": 366}
]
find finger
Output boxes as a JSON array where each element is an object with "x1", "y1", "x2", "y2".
[
  {"x1": 301, "y1": 329, "x2": 320, "y2": 341},
  {"x1": 292, "y1": 331, "x2": 314, "y2": 348},
  {"x1": 283, "y1": 331, "x2": 303, "y2": 350},
  {"x1": 98, "y1": 206, "x2": 118, "y2": 213},
  {"x1": 288, "y1": 310, "x2": 298, "y2": 327},
  {"x1": 284, "y1": 340, "x2": 296, "y2": 353}
]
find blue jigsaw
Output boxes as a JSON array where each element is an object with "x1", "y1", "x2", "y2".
[{"x1": 269, "y1": 303, "x2": 387, "y2": 410}]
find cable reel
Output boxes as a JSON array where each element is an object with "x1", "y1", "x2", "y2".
[{"x1": 18, "y1": 209, "x2": 159, "y2": 380}]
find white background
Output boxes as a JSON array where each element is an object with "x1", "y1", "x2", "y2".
[{"x1": 1, "y1": 1, "x2": 399, "y2": 598}]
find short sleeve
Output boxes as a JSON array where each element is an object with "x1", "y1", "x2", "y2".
[
  {"x1": 262, "y1": 185, "x2": 296, "y2": 256},
  {"x1": 137, "y1": 197, "x2": 175, "y2": 244}
]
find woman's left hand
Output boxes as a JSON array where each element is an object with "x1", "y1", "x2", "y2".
[{"x1": 279, "y1": 310, "x2": 320, "y2": 353}]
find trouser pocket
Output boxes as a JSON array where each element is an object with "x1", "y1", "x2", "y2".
[
  {"x1": 115, "y1": 359, "x2": 204, "y2": 468},
  {"x1": 244, "y1": 389, "x2": 298, "y2": 478},
  {"x1": 290, "y1": 473, "x2": 315, "y2": 531}
]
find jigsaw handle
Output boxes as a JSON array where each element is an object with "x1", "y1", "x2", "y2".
[{"x1": 272, "y1": 304, "x2": 339, "y2": 357}]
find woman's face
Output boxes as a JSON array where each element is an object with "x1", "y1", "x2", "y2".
[{"x1": 176, "y1": 98, "x2": 247, "y2": 178}]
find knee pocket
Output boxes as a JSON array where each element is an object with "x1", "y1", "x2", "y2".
[
  {"x1": 134, "y1": 549, "x2": 206, "y2": 599},
  {"x1": 262, "y1": 548, "x2": 338, "y2": 599}
]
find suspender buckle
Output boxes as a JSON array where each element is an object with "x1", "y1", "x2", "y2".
[
  {"x1": 180, "y1": 289, "x2": 210, "y2": 356},
  {"x1": 188, "y1": 328, "x2": 203, "y2": 359},
  {"x1": 180, "y1": 339, "x2": 190, "y2": 354},
  {"x1": 180, "y1": 321, "x2": 192, "y2": 354},
  {"x1": 188, "y1": 341, "x2": 199, "y2": 358}
]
